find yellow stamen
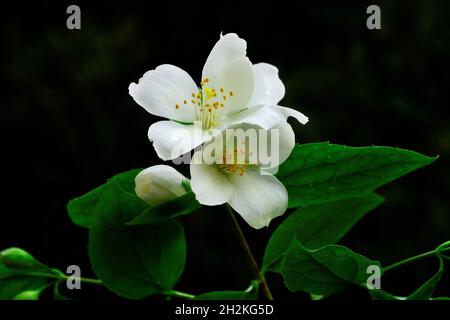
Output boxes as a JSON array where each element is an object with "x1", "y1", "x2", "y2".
[{"x1": 203, "y1": 87, "x2": 215, "y2": 101}]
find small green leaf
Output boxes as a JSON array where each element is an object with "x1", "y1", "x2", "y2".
[
  {"x1": 1, "y1": 248, "x2": 46, "y2": 269},
  {"x1": 13, "y1": 288, "x2": 43, "y2": 300},
  {"x1": 281, "y1": 241, "x2": 380, "y2": 295},
  {"x1": 263, "y1": 194, "x2": 384, "y2": 273},
  {"x1": 88, "y1": 180, "x2": 186, "y2": 299},
  {"x1": 0, "y1": 248, "x2": 54, "y2": 299},
  {"x1": 128, "y1": 192, "x2": 201, "y2": 225},
  {"x1": 310, "y1": 293, "x2": 325, "y2": 300},
  {"x1": 67, "y1": 169, "x2": 143, "y2": 228},
  {"x1": 276, "y1": 143, "x2": 436, "y2": 208}
]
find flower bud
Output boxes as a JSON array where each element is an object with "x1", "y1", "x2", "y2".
[{"x1": 135, "y1": 165, "x2": 188, "y2": 206}]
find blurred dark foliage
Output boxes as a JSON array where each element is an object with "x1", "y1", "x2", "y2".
[{"x1": 1, "y1": 0, "x2": 449, "y2": 299}]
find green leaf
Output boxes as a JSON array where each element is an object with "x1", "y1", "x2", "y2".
[
  {"x1": 67, "y1": 183, "x2": 109, "y2": 228},
  {"x1": 88, "y1": 180, "x2": 186, "y2": 299},
  {"x1": 310, "y1": 293, "x2": 325, "y2": 300},
  {"x1": 276, "y1": 143, "x2": 436, "y2": 208},
  {"x1": 112, "y1": 169, "x2": 143, "y2": 194},
  {"x1": 13, "y1": 288, "x2": 44, "y2": 300},
  {"x1": 1, "y1": 247, "x2": 46, "y2": 269},
  {"x1": 263, "y1": 194, "x2": 384, "y2": 273},
  {"x1": 67, "y1": 169, "x2": 143, "y2": 228},
  {"x1": 281, "y1": 241, "x2": 380, "y2": 295},
  {"x1": 406, "y1": 257, "x2": 443, "y2": 300},
  {"x1": 0, "y1": 248, "x2": 54, "y2": 299},
  {"x1": 128, "y1": 192, "x2": 201, "y2": 225}
]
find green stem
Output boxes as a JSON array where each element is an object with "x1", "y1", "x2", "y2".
[
  {"x1": 226, "y1": 204, "x2": 274, "y2": 300},
  {"x1": 436, "y1": 240, "x2": 450, "y2": 250},
  {"x1": 165, "y1": 290, "x2": 195, "y2": 299},
  {"x1": 62, "y1": 275, "x2": 103, "y2": 285},
  {"x1": 2, "y1": 271, "x2": 103, "y2": 285},
  {"x1": 12, "y1": 270, "x2": 197, "y2": 299},
  {"x1": 383, "y1": 247, "x2": 450, "y2": 273}
]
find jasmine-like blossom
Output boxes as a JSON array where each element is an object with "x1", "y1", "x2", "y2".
[
  {"x1": 129, "y1": 33, "x2": 307, "y2": 161},
  {"x1": 189, "y1": 123, "x2": 295, "y2": 229}
]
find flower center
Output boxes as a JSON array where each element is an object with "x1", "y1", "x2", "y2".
[
  {"x1": 218, "y1": 148, "x2": 255, "y2": 176},
  {"x1": 174, "y1": 77, "x2": 234, "y2": 130}
]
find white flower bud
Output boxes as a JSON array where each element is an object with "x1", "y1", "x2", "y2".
[{"x1": 135, "y1": 165, "x2": 188, "y2": 206}]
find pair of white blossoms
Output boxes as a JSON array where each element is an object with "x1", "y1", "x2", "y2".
[{"x1": 129, "y1": 33, "x2": 308, "y2": 229}]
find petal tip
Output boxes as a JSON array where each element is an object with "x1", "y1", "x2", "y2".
[{"x1": 128, "y1": 82, "x2": 137, "y2": 94}]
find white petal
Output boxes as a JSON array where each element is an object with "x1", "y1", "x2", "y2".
[
  {"x1": 207, "y1": 57, "x2": 255, "y2": 114},
  {"x1": 228, "y1": 170, "x2": 288, "y2": 229},
  {"x1": 276, "y1": 105, "x2": 309, "y2": 125},
  {"x1": 262, "y1": 123, "x2": 295, "y2": 175},
  {"x1": 148, "y1": 121, "x2": 215, "y2": 161},
  {"x1": 190, "y1": 151, "x2": 234, "y2": 206},
  {"x1": 248, "y1": 63, "x2": 285, "y2": 106},
  {"x1": 129, "y1": 64, "x2": 199, "y2": 123},
  {"x1": 202, "y1": 34, "x2": 254, "y2": 114},
  {"x1": 229, "y1": 105, "x2": 285, "y2": 130},
  {"x1": 202, "y1": 33, "x2": 247, "y2": 78},
  {"x1": 271, "y1": 122, "x2": 295, "y2": 165},
  {"x1": 220, "y1": 122, "x2": 295, "y2": 173}
]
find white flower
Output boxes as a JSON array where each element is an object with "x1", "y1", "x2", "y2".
[
  {"x1": 129, "y1": 33, "x2": 308, "y2": 161},
  {"x1": 135, "y1": 165, "x2": 188, "y2": 206},
  {"x1": 189, "y1": 123, "x2": 295, "y2": 229}
]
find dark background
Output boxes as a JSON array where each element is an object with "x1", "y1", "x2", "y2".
[{"x1": 1, "y1": 0, "x2": 449, "y2": 299}]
